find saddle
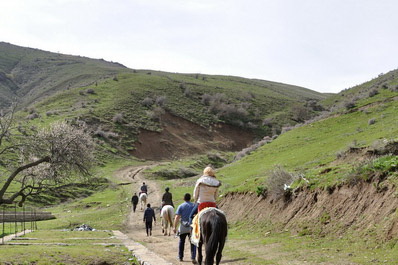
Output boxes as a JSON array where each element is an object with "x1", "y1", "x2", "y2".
[{"x1": 190, "y1": 207, "x2": 225, "y2": 247}]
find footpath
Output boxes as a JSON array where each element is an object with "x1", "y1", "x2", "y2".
[{"x1": 113, "y1": 230, "x2": 172, "y2": 265}]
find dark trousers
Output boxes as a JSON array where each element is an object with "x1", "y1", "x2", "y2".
[
  {"x1": 145, "y1": 221, "x2": 153, "y2": 235},
  {"x1": 132, "y1": 203, "x2": 137, "y2": 212},
  {"x1": 179, "y1": 233, "x2": 196, "y2": 260}
]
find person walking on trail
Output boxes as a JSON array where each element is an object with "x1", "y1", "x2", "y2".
[
  {"x1": 131, "y1": 193, "x2": 139, "y2": 213},
  {"x1": 143, "y1": 203, "x2": 156, "y2": 236},
  {"x1": 140, "y1": 182, "x2": 148, "y2": 195},
  {"x1": 193, "y1": 166, "x2": 221, "y2": 212},
  {"x1": 173, "y1": 193, "x2": 197, "y2": 264},
  {"x1": 161, "y1": 187, "x2": 174, "y2": 209}
]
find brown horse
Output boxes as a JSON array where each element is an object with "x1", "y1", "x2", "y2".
[{"x1": 198, "y1": 208, "x2": 228, "y2": 265}]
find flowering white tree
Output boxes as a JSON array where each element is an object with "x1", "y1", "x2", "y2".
[{"x1": 0, "y1": 105, "x2": 95, "y2": 206}]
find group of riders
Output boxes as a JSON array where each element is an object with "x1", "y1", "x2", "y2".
[{"x1": 132, "y1": 166, "x2": 223, "y2": 264}]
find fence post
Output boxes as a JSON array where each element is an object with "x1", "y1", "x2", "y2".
[
  {"x1": 2, "y1": 206, "x2": 4, "y2": 245},
  {"x1": 14, "y1": 203, "x2": 17, "y2": 236},
  {"x1": 23, "y1": 205, "x2": 26, "y2": 235}
]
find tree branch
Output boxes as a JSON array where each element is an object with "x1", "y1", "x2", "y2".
[{"x1": 0, "y1": 156, "x2": 50, "y2": 199}]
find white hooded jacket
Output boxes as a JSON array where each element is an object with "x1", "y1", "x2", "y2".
[{"x1": 193, "y1": 175, "x2": 221, "y2": 203}]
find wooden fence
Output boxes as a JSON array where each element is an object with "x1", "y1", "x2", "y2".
[{"x1": 1, "y1": 205, "x2": 56, "y2": 244}]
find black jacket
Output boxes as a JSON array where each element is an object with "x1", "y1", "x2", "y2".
[
  {"x1": 143, "y1": 207, "x2": 156, "y2": 222},
  {"x1": 131, "y1": 195, "x2": 138, "y2": 205}
]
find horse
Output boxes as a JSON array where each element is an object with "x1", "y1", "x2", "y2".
[
  {"x1": 198, "y1": 208, "x2": 228, "y2": 265},
  {"x1": 139, "y1": 193, "x2": 147, "y2": 210},
  {"x1": 160, "y1": 205, "x2": 175, "y2": 236}
]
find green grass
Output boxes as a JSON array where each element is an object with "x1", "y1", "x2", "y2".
[
  {"x1": 225, "y1": 222, "x2": 398, "y2": 264},
  {"x1": 0, "y1": 230, "x2": 136, "y2": 265},
  {"x1": 39, "y1": 157, "x2": 142, "y2": 231},
  {"x1": 0, "y1": 158, "x2": 141, "y2": 264},
  {"x1": 217, "y1": 95, "x2": 398, "y2": 193}
]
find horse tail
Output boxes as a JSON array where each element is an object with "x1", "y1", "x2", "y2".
[{"x1": 204, "y1": 210, "x2": 228, "y2": 265}]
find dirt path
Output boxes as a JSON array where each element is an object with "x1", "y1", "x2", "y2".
[
  {"x1": 117, "y1": 165, "x2": 238, "y2": 265},
  {"x1": 118, "y1": 165, "x2": 189, "y2": 264}
]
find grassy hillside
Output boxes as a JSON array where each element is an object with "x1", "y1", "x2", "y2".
[
  {"x1": 0, "y1": 42, "x2": 129, "y2": 108},
  {"x1": 16, "y1": 72, "x2": 327, "y2": 159},
  {"x1": 216, "y1": 77, "x2": 398, "y2": 193},
  {"x1": 322, "y1": 68, "x2": 398, "y2": 112}
]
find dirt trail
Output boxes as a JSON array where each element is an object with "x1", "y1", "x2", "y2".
[
  {"x1": 117, "y1": 165, "x2": 242, "y2": 265},
  {"x1": 118, "y1": 165, "x2": 194, "y2": 264}
]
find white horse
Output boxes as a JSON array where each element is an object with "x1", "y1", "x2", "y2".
[
  {"x1": 139, "y1": 193, "x2": 147, "y2": 210},
  {"x1": 160, "y1": 205, "x2": 175, "y2": 236}
]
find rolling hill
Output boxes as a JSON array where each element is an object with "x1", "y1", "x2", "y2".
[
  {"x1": 0, "y1": 42, "x2": 328, "y2": 159},
  {"x1": 0, "y1": 41, "x2": 129, "y2": 108},
  {"x1": 1, "y1": 42, "x2": 398, "y2": 264}
]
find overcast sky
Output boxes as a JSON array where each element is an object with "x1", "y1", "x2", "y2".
[{"x1": 1, "y1": 0, "x2": 397, "y2": 93}]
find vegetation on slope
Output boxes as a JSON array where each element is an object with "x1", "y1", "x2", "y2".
[
  {"x1": 0, "y1": 41, "x2": 129, "y2": 108},
  {"x1": 216, "y1": 86, "x2": 398, "y2": 194}
]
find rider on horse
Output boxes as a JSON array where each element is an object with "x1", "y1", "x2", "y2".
[
  {"x1": 193, "y1": 166, "x2": 221, "y2": 212},
  {"x1": 161, "y1": 187, "x2": 174, "y2": 209},
  {"x1": 139, "y1": 182, "x2": 148, "y2": 195}
]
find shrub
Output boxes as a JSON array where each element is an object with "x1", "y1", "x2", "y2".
[
  {"x1": 147, "y1": 107, "x2": 165, "y2": 122},
  {"x1": 184, "y1": 87, "x2": 192, "y2": 97},
  {"x1": 266, "y1": 165, "x2": 297, "y2": 199},
  {"x1": 155, "y1": 96, "x2": 167, "y2": 107},
  {"x1": 86, "y1": 88, "x2": 95, "y2": 94},
  {"x1": 112, "y1": 113, "x2": 124, "y2": 123},
  {"x1": 256, "y1": 186, "x2": 267, "y2": 197},
  {"x1": 151, "y1": 167, "x2": 198, "y2": 179},
  {"x1": 93, "y1": 128, "x2": 119, "y2": 139},
  {"x1": 262, "y1": 118, "x2": 273, "y2": 127},
  {"x1": 201, "y1": 94, "x2": 212, "y2": 105},
  {"x1": 141, "y1": 97, "x2": 154, "y2": 107},
  {"x1": 26, "y1": 113, "x2": 40, "y2": 120},
  {"x1": 368, "y1": 89, "x2": 379, "y2": 97},
  {"x1": 344, "y1": 101, "x2": 356, "y2": 110},
  {"x1": 46, "y1": 110, "x2": 59, "y2": 117}
]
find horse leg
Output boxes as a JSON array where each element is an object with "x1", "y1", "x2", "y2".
[
  {"x1": 216, "y1": 239, "x2": 225, "y2": 265},
  {"x1": 198, "y1": 241, "x2": 203, "y2": 265},
  {"x1": 205, "y1": 244, "x2": 215, "y2": 265}
]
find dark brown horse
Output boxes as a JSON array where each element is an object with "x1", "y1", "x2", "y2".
[{"x1": 198, "y1": 208, "x2": 228, "y2": 265}]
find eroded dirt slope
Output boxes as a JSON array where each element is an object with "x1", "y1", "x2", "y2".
[
  {"x1": 131, "y1": 113, "x2": 255, "y2": 160},
  {"x1": 219, "y1": 182, "x2": 398, "y2": 240}
]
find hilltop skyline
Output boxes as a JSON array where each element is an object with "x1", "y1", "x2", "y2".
[{"x1": 1, "y1": 0, "x2": 398, "y2": 93}]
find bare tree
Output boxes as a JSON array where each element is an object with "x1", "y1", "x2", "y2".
[{"x1": 0, "y1": 105, "x2": 95, "y2": 206}]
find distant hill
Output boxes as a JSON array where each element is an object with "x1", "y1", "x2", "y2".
[
  {"x1": 1, "y1": 42, "x2": 329, "y2": 159},
  {"x1": 0, "y1": 42, "x2": 129, "y2": 108},
  {"x1": 322, "y1": 68, "x2": 398, "y2": 112}
]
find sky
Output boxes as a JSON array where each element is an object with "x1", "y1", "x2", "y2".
[{"x1": 1, "y1": 0, "x2": 398, "y2": 93}]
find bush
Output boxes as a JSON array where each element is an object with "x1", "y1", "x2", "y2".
[
  {"x1": 141, "y1": 97, "x2": 154, "y2": 107},
  {"x1": 256, "y1": 186, "x2": 267, "y2": 197},
  {"x1": 86, "y1": 88, "x2": 95, "y2": 94},
  {"x1": 344, "y1": 101, "x2": 356, "y2": 110},
  {"x1": 266, "y1": 165, "x2": 297, "y2": 199},
  {"x1": 201, "y1": 94, "x2": 212, "y2": 105},
  {"x1": 112, "y1": 113, "x2": 124, "y2": 124},
  {"x1": 147, "y1": 107, "x2": 165, "y2": 122},
  {"x1": 155, "y1": 96, "x2": 167, "y2": 107},
  {"x1": 368, "y1": 89, "x2": 379, "y2": 97},
  {"x1": 152, "y1": 167, "x2": 198, "y2": 179},
  {"x1": 26, "y1": 113, "x2": 40, "y2": 120},
  {"x1": 46, "y1": 110, "x2": 58, "y2": 117}
]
